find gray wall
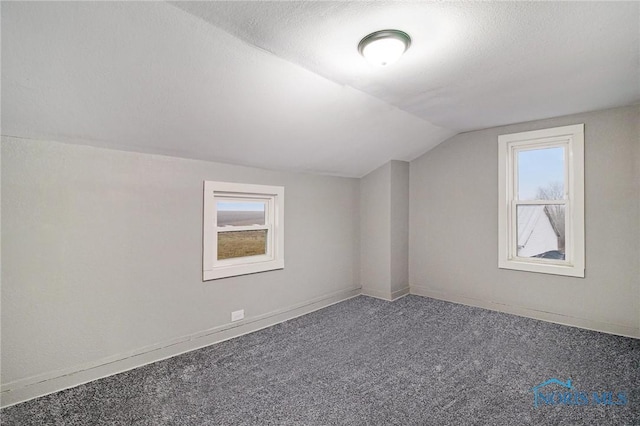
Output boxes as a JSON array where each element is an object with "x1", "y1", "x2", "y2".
[
  {"x1": 2, "y1": 105, "x2": 638, "y2": 406},
  {"x1": 1, "y1": 138, "x2": 361, "y2": 402},
  {"x1": 360, "y1": 160, "x2": 409, "y2": 300},
  {"x1": 409, "y1": 105, "x2": 640, "y2": 337},
  {"x1": 360, "y1": 162, "x2": 391, "y2": 298},
  {"x1": 389, "y1": 161, "x2": 409, "y2": 296}
]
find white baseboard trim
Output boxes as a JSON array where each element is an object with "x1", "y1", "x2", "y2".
[
  {"x1": 361, "y1": 286, "x2": 409, "y2": 301},
  {"x1": 391, "y1": 286, "x2": 410, "y2": 301},
  {"x1": 1, "y1": 286, "x2": 362, "y2": 408},
  {"x1": 361, "y1": 288, "x2": 391, "y2": 301},
  {"x1": 410, "y1": 285, "x2": 640, "y2": 339}
]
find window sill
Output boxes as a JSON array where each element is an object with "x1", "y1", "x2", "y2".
[
  {"x1": 203, "y1": 258, "x2": 284, "y2": 281},
  {"x1": 498, "y1": 259, "x2": 584, "y2": 278}
]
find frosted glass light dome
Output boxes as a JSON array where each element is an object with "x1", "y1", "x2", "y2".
[{"x1": 358, "y1": 30, "x2": 411, "y2": 67}]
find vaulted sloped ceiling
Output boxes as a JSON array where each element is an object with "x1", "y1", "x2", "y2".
[
  {"x1": 172, "y1": 1, "x2": 640, "y2": 131},
  {"x1": 2, "y1": 2, "x2": 638, "y2": 177}
]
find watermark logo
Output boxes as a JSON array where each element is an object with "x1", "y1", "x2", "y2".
[{"x1": 530, "y1": 378, "x2": 628, "y2": 408}]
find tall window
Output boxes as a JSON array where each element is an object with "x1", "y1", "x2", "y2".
[
  {"x1": 498, "y1": 124, "x2": 584, "y2": 277},
  {"x1": 203, "y1": 181, "x2": 284, "y2": 280}
]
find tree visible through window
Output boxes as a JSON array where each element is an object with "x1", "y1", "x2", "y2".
[
  {"x1": 498, "y1": 124, "x2": 584, "y2": 277},
  {"x1": 537, "y1": 182, "x2": 565, "y2": 255},
  {"x1": 515, "y1": 145, "x2": 566, "y2": 260}
]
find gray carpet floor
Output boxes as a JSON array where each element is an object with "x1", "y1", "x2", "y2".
[{"x1": 2, "y1": 295, "x2": 639, "y2": 425}]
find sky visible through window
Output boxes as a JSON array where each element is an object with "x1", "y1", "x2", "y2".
[
  {"x1": 217, "y1": 201, "x2": 265, "y2": 212},
  {"x1": 518, "y1": 147, "x2": 564, "y2": 200}
]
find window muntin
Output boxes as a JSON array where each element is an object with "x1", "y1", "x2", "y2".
[
  {"x1": 203, "y1": 182, "x2": 284, "y2": 280},
  {"x1": 498, "y1": 124, "x2": 584, "y2": 277}
]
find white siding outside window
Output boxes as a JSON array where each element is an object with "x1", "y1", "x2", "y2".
[{"x1": 498, "y1": 124, "x2": 585, "y2": 277}]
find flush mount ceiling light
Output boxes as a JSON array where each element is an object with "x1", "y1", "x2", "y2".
[{"x1": 358, "y1": 29, "x2": 411, "y2": 67}]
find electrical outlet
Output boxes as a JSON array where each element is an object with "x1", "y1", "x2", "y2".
[{"x1": 231, "y1": 309, "x2": 244, "y2": 322}]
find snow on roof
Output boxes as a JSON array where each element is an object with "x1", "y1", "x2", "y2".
[{"x1": 517, "y1": 205, "x2": 546, "y2": 248}]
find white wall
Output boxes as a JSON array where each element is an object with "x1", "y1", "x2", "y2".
[
  {"x1": 1, "y1": 137, "x2": 361, "y2": 406},
  {"x1": 409, "y1": 105, "x2": 640, "y2": 338}
]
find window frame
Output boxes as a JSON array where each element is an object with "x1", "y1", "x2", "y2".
[
  {"x1": 203, "y1": 181, "x2": 284, "y2": 281},
  {"x1": 498, "y1": 124, "x2": 585, "y2": 277}
]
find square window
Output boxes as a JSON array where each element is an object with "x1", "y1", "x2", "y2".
[
  {"x1": 498, "y1": 124, "x2": 584, "y2": 277},
  {"x1": 203, "y1": 181, "x2": 284, "y2": 280}
]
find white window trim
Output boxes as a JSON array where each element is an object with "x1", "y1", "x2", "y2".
[
  {"x1": 498, "y1": 124, "x2": 585, "y2": 277},
  {"x1": 203, "y1": 181, "x2": 284, "y2": 281}
]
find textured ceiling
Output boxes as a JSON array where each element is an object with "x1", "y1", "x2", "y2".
[
  {"x1": 173, "y1": 1, "x2": 640, "y2": 131},
  {"x1": 2, "y1": 2, "x2": 639, "y2": 178}
]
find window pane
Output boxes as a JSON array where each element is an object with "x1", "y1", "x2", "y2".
[
  {"x1": 516, "y1": 205, "x2": 565, "y2": 259},
  {"x1": 218, "y1": 230, "x2": 267, "y2": 260},
  {"x1": 517, "y1": 147, "x2": 565, "y2": 200},
  {"x1": 217, "y1": 201, "x2": 265, "y2": 226}
]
